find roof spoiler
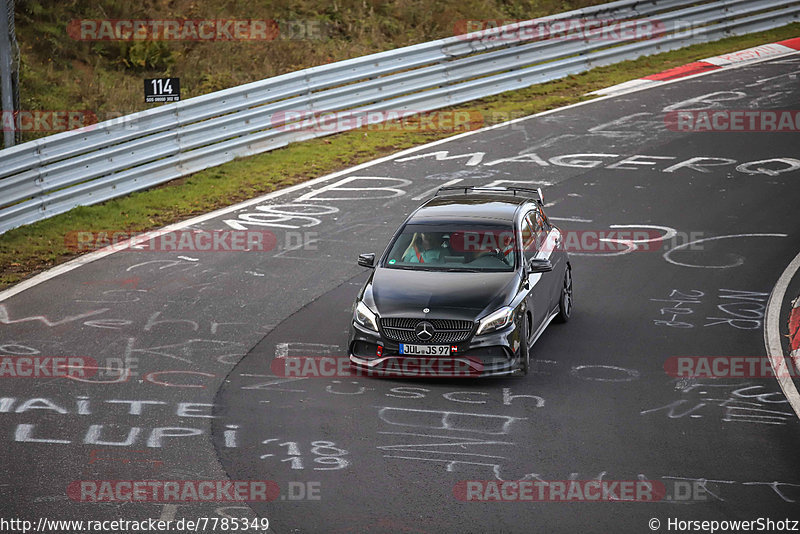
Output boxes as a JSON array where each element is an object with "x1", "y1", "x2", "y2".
[{"x1": 435, "y1": 185, "x2": 544, "y2": 205}]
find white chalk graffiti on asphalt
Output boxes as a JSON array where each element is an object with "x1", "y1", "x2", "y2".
[
  {"x1": 394, "y1": 150, "x2": 800, "y2": 176},
  {"x1": 490, "y1": 468, "x2": 800, "y2": 504},
  {"x1": 592, "y1": 224, "x2": 677, "y2": 257},
  {"x1": 377, "y1": 407, "x2": 524, "y2": 435},
  {"x1": 570, "y1": 365, "x2": 640, "y2": 382},
  {"x1": 0, "y1": 344, "x2": 39, "y2": 354},
  {"x1": 295, "y1": 176, "x2": 412, "y2": 202},
  {"x1": 662, "y1": 91, "x2": 747, "y2": 112},
  {"x1": 663, "y1": 234, "x2": 788, "y2": 269},
  {"x1": 0, "y1": 305, "x2": 109, "y2": 326},
  {"x1": 259, "y1": 439, "x2": 350, "y2": 470},
  {"x1": 651, "y1": 289, "x2": 769, "y2": 329},
  {"x1": 223, "y1": 176, "x2": 411, "y2": 230},
  {"x1": 378, "y1": 432, "x2": 514, "y2": 461},
  {"x1": 376, "y1": 406, "x2": 526, "y2": 472},
  {"x1": 223, "y1": 203, "x2": 339, "y2": 230},
  {"x1": 641, "y1": 382, "x2": 795, "y2": 425},
  {"x1": 2, "y1": 397, "x2": 229, "y2": 448}
]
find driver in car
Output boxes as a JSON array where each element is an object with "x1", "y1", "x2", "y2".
[{"x1": 402, "y1": 232, "x2": 443, "y2": 263}]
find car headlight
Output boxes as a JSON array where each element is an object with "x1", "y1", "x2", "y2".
[
  {"x1": 476, "y1": 306, "x2": 515, "y2": 335},
  {"x1": 354, "y1": 300, "x2": 379, "y2": 332}
]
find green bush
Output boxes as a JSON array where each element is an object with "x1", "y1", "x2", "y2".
[{"x1": 120, "y1": 41, "x2": 176, "y2": 71}]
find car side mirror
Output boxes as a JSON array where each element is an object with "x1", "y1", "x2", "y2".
[
  {"x1": 527, "y1": 258, "x2": 553, "y2": 273},
  {"x1": 358, "y1": 253, "x2": 376, "y2": 268}
]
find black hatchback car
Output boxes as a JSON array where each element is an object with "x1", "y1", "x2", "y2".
[{"x1": 348, "y1": 186, "x2": 572, "y2": 377}]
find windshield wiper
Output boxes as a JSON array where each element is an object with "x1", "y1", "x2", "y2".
[{"x1": 386, "y1": 265, "x2": 438, "y2": 271}]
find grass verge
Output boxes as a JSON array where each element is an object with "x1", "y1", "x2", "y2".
[
  {"x1": 1, "y1": 23, "x2": 798, "y2": 290},
  {"x1": 15, "y1": 0, "x2": 610, "y2": 141}
]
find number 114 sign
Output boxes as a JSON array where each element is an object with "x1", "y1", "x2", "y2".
[{"x1": 145, "y1": 78, "x2": 180, "y2": 103}]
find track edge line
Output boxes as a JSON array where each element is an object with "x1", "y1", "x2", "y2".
[{"x1": 764, "y1": 250, "x2": 800, "y2": 421}]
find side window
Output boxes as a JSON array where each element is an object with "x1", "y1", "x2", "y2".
[
  {"x1": 520, "y1": 216, "x2": 537, "y2": 261},
  {"x1": 539, "y1": 207, "x2": 552, "y2": 231},
  {"x1": 525, "y1": 210, "x2": 546, "y2": 255}
]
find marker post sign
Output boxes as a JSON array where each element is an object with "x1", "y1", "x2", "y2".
[{"x1": 144, "y1": 78, "x2": 180, "y2": 103}]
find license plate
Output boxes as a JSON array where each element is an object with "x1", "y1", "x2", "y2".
[{"x1": 399, "y1": 344, "x2": 451, "y2": 356}]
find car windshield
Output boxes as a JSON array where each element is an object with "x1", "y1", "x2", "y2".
[{"x1": 383, "y1": 222, "x2": 516, "y2": 272}]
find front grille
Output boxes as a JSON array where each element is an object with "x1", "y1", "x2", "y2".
[{"x1": 380, "y1": 318, "x2": 474, "y2": 344}]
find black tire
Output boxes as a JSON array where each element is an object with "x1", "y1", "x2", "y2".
[
  {"x1": 556, "y1": 264, "x2": 573, "y2": 323},
  {"x1": 519, "y1": 313, "x2": 531, "y2": 375}
]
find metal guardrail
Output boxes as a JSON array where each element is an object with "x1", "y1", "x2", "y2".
[{"x1": 0, "y1": 0, "x2": 798, "y2": 234}]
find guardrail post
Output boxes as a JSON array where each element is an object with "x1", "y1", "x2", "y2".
[{"x1": 0, "y1": 0, "x2": 15, "y2": 148}]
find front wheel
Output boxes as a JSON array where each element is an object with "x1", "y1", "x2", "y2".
[{"x1": 556, "y1": 265, "x2": 572, "y2": 323}]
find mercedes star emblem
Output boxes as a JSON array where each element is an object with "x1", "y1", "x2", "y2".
[{"x1": 415, "y1": 321, "x2": 434, "y2": 341}]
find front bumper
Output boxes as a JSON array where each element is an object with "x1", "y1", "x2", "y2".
[{"x1": 348, "y1": 318, "x2": 523, "y2": 377}]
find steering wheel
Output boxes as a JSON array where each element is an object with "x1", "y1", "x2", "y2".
[{"x1": 475, "y1": 248, "x2": 512, "y2": 266}]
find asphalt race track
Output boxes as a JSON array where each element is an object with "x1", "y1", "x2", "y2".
[{"x1": 1, "y1": 54, "x2": 800, "y2": 533}]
